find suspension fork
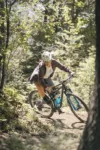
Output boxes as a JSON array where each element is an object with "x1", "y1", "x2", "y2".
[{"x1": 63, "y1": 86, "x2": 80, "y2": 110}]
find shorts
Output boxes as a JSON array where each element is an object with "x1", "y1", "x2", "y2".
[{"x1": 44, "y1": 78, "x2": 54, "y2": 87}]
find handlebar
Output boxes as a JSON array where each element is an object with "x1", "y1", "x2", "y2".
[
  {"x1": 61, "y1": 73, "x2": 74, "y2": 84},
  {"x1": 52, "y1": 73, "x2": 75, "y2": 90}
]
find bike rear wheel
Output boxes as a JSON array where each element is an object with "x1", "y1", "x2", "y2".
[
  {"x1": 28, "y1": 90, "x2": 54, "y2": 118},
  {"x1": 67, "y1": 93, "x2": 88, "y2": 123},
  {"x1": 39, "y1": 101, "x2": 54, "y2": 118}
]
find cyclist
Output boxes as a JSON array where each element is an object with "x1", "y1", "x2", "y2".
[{"x1": 29, "y1": 51, "x2": 74, "y2": 110}]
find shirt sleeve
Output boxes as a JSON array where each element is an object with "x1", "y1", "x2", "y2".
[{"x1": 53, "y1": 59, "x2": 72, "y2": 73}]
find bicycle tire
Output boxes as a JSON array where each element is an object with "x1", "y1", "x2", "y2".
[
  {"x1": 28, "y1": 90, "x2": 54, "y2": 118},
  {"x1": 67, "y1": 93, "x2": 89, "y2": 123},
  {"x1": 40, "y1": 100, "x2": 54, "y2": 118},
  {"x1": 28, "y1": 90, "x2": 38, "y2": 107}
]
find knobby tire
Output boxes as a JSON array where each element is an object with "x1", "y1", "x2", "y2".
[
  {"x1": 67, "y1": 93, "x2": 89, "y2": 123},
  {"x1": 28, "y1": 90, "x2": 54, "y2": 118}
]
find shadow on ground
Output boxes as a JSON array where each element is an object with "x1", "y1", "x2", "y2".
[
  {"x1": 0, "y1": 129, "x2": 81, "y2": 150},
  {"x1": 0, "y1": 112, "x2": 85, "y2": 150}
]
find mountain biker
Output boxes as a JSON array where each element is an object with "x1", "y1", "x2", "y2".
[{"x1": 29, "y1": 51, "x2": 74, "y2": 110}]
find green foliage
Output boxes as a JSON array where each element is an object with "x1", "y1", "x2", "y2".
[
  {"x1": 0, "y1": 0, "x2": 95, "y2": 133},
  {"x1": 0, "y1": 86, "x2": 32, "y2": 131},
  {"x1": 71, "y1": 49, "x2": 95, "y2": 103},
  {"x1": 0, "y1": 83, "x2": 51, "y2": 133},
  {"x1": 6, "y1": 136, "x2": 26, "y2": 150}
]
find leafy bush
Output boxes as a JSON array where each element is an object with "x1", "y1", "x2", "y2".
[{"x1": 71, "y1": 52, "x2": 95, "y2": 104}]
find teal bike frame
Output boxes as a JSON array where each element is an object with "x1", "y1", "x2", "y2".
[{"x1": 50, "y1": 75, "x2": 80, "y2": 110}]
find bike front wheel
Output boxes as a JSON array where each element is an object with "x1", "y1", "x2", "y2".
[
  {"x1": 28, "y1": 90, "x2": 54, "y2": 118},
  {"x1": 67, "y1": 93, "x2": 89, "y2": 123}
]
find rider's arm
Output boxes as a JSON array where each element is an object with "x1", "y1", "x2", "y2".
[{"x1": 52, "y1": 59, "x2": 73, "y2": 74}]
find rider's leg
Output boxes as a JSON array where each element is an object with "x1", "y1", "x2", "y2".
[
  {"x1": 44, "y1": 78, "x2": 64, "y2": 113},
  {"x1": 35, "y1": 82, "x2": 45, "y2": 97},
  {"x1": 35, "y1": 82, "x2": 51, "y2": 104},
  {"x1": 44, "y1": 78, "x2": 54, "y2": 93},
  {"x1": 32, "y1": 75, "x2": 51, "y2": 105}
]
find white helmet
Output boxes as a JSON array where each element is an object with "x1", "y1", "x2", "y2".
[{"x1": 41, "y1": 51, "x2": 52, "y2": 62}]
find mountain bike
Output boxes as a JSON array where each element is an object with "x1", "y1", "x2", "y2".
[{"x1": 28, "y1": 75, "x2": 89, "y2": 123}]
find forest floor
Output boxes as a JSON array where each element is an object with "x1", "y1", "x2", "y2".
[{"x1": 0, "y1": 107, "x2": 86, "y2": 150}]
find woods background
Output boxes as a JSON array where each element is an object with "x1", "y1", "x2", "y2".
[{"x1": 0, "y1": 0, "x2": 95, "y2": 132}]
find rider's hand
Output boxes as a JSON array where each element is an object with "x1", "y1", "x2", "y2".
[{"x1": 70, "y1": 72, "x2": 75, "y2": 76}]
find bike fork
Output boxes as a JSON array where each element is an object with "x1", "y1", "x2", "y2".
[{"x1": 66, "y1": 94, "x2": 80, "y2": 110}]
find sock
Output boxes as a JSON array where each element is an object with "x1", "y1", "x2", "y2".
[{"x1": 43, "y1": 95, "x2": 51, "y2": 104}]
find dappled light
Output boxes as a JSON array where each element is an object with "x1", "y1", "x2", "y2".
[{"x1": 0, "y1": 0, "x2": 95, "y2": 150}]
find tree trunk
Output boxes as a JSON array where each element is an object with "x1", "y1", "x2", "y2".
[
  {"x1": 0, "y1": 0, "x2": 5, "y2": 91},
  {"x1": 0, "y1": 0, "x2": 17, "y2": 91},
  {"x1": 0, "y1": 0, "x2": 10, "y2": 91},
  {"x1": 77, "y1": 0, "x2": 100, "y2": 150}
]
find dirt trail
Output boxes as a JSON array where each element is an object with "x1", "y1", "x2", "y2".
[
  {"x1": 31, "y1": 107, "x2": 86, "y2": 150},
  {"x1": 0, "y1": 107, "x2": 86, "y2": 150}
]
